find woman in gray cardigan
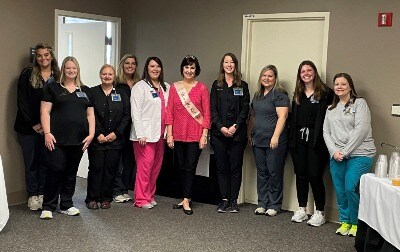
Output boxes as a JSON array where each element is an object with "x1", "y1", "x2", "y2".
[{"x1": 323, "y1": 73, "x2": 376, "y2": 237}]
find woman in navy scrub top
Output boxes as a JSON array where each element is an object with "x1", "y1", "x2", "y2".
[
  {"x1": 85, "y1": 64, "x2": 130, "y2": 210},
  {"x1": 40, "y1": 56, "x2": 95, "y2": 219}
]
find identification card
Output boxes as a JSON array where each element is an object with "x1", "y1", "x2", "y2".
[
  {"x1": 233, "y1": 88, "x2": 244, "y2": 96},
  {"x1": 76, "y1": 92, "x2": 88, "y2": 98},
  {"x1": 151, "y1": 91, "x2": 159, "y2": 98},
  {"x1": 111, "y1": 93, "x2": 121, "y2": 102},
  {"x1": 310, "y1": 95, "x2": 319, "y2": 103}
]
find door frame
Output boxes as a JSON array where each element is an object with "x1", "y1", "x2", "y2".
[
  {"x1": 54, "y1": 9, "x2": 121, "y2": 67},
  {"x1": 239, "y1": 12, "x2": 330, "y2": 204}
]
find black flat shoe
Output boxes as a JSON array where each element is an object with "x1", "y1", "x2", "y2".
[
  {"x1": 173, "y1": 201, "x2": 192, "y2": 209},
  {"x1": 173, "y1": 204, "x2": 183, "y2": 209},
  {"x1": 183, "y1": 208, "x2": 193, "y2": 215}
]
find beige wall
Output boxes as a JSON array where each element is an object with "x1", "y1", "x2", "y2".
[
  {"x1": 123, "y1": 0, "x2": 400, "y2": 155},
  {"x1": 1, "y1": 0, "x2": 126, "y2": 205},
  {"x1": 122, "y1": 0, "x2": 400, "y2": 220},
  {"x1": 4, "y1": 0, "x2": 400, "y2": 209}
]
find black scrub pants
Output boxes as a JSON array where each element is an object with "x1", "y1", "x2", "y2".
[
  {"x1": 42, "y1": 145, "x2": 83, "y2": 211},
  {"x1": 174, "y1": 141, "x2": 202, "y2": 199},
  {"x1": 113, "y1": 140, "x2": 136, "y2": 196},
  {"x1": 87, "y1": 149, "x2": 121, "y2": 203},
  {"x1": 211, "y1": 135, "x2": 246, "y2": 201},
  {"x1": 17, "y1": 134, "x2": 47, "y2": 196},
  {"x1": 290, "y1": 141, "x2": 329, "y2": 211}
]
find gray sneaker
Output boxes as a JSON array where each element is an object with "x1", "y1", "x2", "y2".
[
  {"x1": 230, "y1": 200, "x2": 240, "y2": 213},
  {"x1": 217, "y1": 200, "x2": 230, "y2": 213}
]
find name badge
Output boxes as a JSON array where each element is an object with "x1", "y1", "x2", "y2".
[
  {"x1": 111, "y1": 93, "x2": 121, "y2": 102},
  {"x1": 76, "y1": 92, "x2": 87, "y2": 98},
  {"x1": 151, "y1": 91, "x2": 159, "y2": 98},
  {"x1": 233, "y1": 88, "x2": 243, "y2": 96},
  {"x1": 310, "y1": 95, "x2": 319, "y2": 103}
]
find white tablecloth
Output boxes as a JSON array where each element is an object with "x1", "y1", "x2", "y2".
[
  {"x1": 359, "y1": 173, "x2": 400, "y2": 249},
  {"x1": 0, "y1": 156, "x2": 9, "y2": 232}
]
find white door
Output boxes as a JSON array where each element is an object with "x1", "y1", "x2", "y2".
[
  {"x1": 240, "y1": 13, "x2": 332, "y2": 215},
  {"x1": 58, "y1": 20, "x2": 107, "y2": 179}
]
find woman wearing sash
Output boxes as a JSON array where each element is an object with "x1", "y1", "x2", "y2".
[
  {"x1": 210, "y1": 53, "x2": 249, "y2": 213},
  {"x1": 166, "y1": 55, "x2": 211, "y2": 215},
  {"x1": 131, "y1": 57, "x2": 169, "y2": 209}
]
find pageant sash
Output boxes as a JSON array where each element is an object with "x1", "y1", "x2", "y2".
[{"x1": 175, "y1": 82, "x2": 203, "y2": 126}]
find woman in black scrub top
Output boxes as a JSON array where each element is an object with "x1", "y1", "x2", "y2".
[
  {"x1": 14, "y1": 43, "x2": 60, "y2": 211},
  {"x1": 289, "y1": 60, "x2": 333, "y2": 227},
  {"x1": 86, "y1": 64, "x2": 130, "y2": 209},
  {"x1": 40, "y1": 56, "x2": 95, "y2": 219},
  {"x1": 113, "y1": 54, "x2": 140, "y2": 203},
  {"x1": 210, "y1": 53, "x2": 250, "y2": 213}
]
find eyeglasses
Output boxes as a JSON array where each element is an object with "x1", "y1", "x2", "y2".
[{"x1": 185, "y1": 55, "x2": 196, "y2": 60}]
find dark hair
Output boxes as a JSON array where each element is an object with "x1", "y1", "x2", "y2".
[
  {"x1": 142, "y1": 57, "x2": 166, "y2": 92},
  {"x1": 217, "y1": 52, "x2": 242, "y2": 87},
  {"x1": 30, "y1": 43, "x2": 61, "y2": 88},
  {"x1": 293, "y1": 60, "x2": 327, "y2": 105},
  {"x1": 329, "y1": 73, "x2": 358, "y2": 110},
  {"x1": 180, "y1": 55, "x2": 201, "y2": 77}
]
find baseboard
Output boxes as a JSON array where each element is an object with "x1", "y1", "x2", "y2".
[{"x1": 7, "y1": 190, "x2": 27, "y2": 206}]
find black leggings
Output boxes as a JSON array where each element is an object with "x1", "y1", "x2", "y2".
[{"x1": 290, "y1": 142, "x2": 329, "y2": 211}]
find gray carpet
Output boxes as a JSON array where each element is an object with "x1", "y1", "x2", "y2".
[{"x1": 0, "y1": 178, "x2": 355, "y2": 252}]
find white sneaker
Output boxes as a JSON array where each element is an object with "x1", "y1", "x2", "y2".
[
  {"x1": 28, "y1": 196, "x2": 41, "y2": 211},
  {"x1": 266, "y1": 209, "x2": 278, "y2": 216},
  {"x1": 291, "y1": 207, "x2": 308, "y2": 223},
  {"x1": 114, "y1": 195, "x2": 127, "y2": 203},
  {"x1": 307, "y1": 210, "x2": 325, "y2": 227},
  {"x1": 123, "y1": 194, "x2": 132, "y2": 201},
  {"x1": 254, "y1": 207, "x2": 266, "y2": 215},
  {"x1": 150, "y1": 200, "x2": 157, "y2": 206},
  {"x1": 38, "y1": 195, "x2": 44, "y2": 205},
  {"x1": 59, "y1": 207, "x2": 80, "y2": 216},
  {"x1": 140, "y1": 203, "x2": 154, "y2": 209},
  {"x1": 40, "y1": 210, "x2": 53, "y2": 220}
]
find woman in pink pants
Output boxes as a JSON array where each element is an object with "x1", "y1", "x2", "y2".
[{"x1": 130, "y1": 57, "x2": 169, "y2": 209}]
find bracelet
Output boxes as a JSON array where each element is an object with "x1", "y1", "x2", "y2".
[
  {"x1": 167, "y1": 135, "x2": 173, "y2": 138},
  {"x1": 202, "y1": 135, "x2": 208, "y2": 138},
  {"x1": 44, "y1": 132, "x2": 51, "y2": 135}
]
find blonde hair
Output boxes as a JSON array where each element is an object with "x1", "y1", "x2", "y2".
[
  {"x1": 255, "y1": 65, "x2": 286, "y2": 99},
  {"x1": 30, "y1": 43, "x2": 60, "y2": 88},
  {"x1": 99, "y1": 64, "x2": 116, "y2": 85},
  {"x1": 60, "y1": 56, "x2": 84, "y2": 88},
  {"x1": 116, "y1": 54, "x2": 140, "y2": 85}
]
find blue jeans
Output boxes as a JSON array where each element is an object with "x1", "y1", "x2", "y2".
[{"x1": 330, "y1": 156, "x2": 373, "y2": 225}]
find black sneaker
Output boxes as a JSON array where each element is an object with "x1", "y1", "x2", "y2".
[
  {"x1": 217, "y1": 200, "x2": 230, "y2": 213},
  {"x1": 230, "y1": 200, "x2": 240, "y2": 213}
]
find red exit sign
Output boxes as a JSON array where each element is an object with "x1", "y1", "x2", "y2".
[{"x1": 378, "y1": 13, "x2": 393, "y2": 27}]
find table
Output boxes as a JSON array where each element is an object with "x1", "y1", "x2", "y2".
[{"x1": 356, "y1": 173, "x2": 400, "y2": 251}]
